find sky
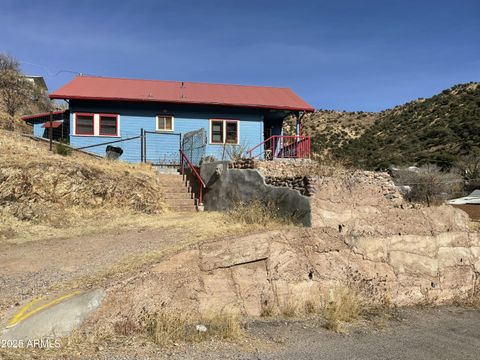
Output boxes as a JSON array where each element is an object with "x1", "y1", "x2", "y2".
[{"x1": 1, "y1": 0, "x2": 479, "y2": 111}]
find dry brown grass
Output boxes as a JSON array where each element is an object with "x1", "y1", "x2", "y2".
[
  {"x1": 142, "y1": 309, "x2": 243, "y2": 347},
  {"x1": 259, "y1": 286, "x2": 368, "y2": 332},
  {"x1": 0, "y1": 208, "x2": 259, "y2": 245},
  {"x1": 225, "y1": 198, "x2": 295, "y2": 227},
  {"x1": 260, "y1": 303, "x2": 277, "y2": 317},
  {"x1": 0, "y1": 131, "x2": 292, "y2": 245},
  {"x1": 323, "y1": 287, "x2": 364, "y2": 333},
  {"x1": 260, "y1": 289, "x2": 324, "y2": 319},
  {"x1": 0, "y1": 130, "x2": 167, "y2": 244}
]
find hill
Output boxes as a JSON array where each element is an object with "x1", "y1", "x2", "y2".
[
  {"x1": 0, "y1": 130, "x2": 166, "y2": 242},
  {"x1": 305, "y1": 82, "x2": 480, "y2": 169},
  {"x1": 301, "y1": 110, "x2": 377, "y2": 158}
]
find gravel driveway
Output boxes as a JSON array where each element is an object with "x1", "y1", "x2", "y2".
[{"x1": 0, "y1": 225, "x2": 207, "y2": 320}]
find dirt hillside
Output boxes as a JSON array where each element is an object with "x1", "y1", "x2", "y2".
[{"x1": 0, "y1": 130, "x2": 165, "y2": 242}]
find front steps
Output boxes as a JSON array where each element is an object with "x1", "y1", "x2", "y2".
[{"x1": 157, "y1": 173, "x2": 197, "y2": 212}]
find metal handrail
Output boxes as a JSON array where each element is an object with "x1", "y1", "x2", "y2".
[
  {"x1": 247, "y1": 135, "x2": 310, "y2": 159},
  {"x1": 179, "y1": 148, "x2": 206, "y2": 204},
  {"x1": 246, "y1": 135, "x2": 275, "y2": 158}
]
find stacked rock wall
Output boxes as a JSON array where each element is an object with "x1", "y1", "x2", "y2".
[
  {"x1": 96, "y1": 226, "x2": 479, "y2": 326},
  {"x1": 93, "y1": 165, "x2": 479, "y2": 326}
]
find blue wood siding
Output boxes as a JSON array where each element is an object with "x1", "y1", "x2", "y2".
[
  {"x1": 33, "y1": 123, "x2": 46, "y2": 138},
  {"x1": 68, "y1": 101, "x2": 264, "y2": 163}
]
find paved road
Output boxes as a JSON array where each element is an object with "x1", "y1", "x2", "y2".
[
  {"x1": 165, "y1": 307, "x2": 480, "y2": 360},
  {"x1": 2, "y1": 306, "x2": 478, "y2": 359}
]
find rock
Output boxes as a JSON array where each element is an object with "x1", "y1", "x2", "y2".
[
  {"x1": 195, "y1": 324, "x2": 207, "y2": 332},
  {"x1": 389, "y1": 251, "x2": 439, "y2": 277},
  {"x1": 438, "y1": 247, "x2": 475, "y2": 267},
  {"x1": 1, "y1": 289, "x2": 105, "y2": 341}
]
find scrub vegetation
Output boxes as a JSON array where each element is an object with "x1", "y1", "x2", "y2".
[
  {"x1": 225, "y1": 198, "x2": 295, "y2": 226},
  {"x1": 303, "y1": 82, "x2": 480, "y2": 170},
  {"x1": 142, "y1": 309, "x2": 243, "y2": 347},
  {"x1": 0, "y1": 129, "x2": 167, "y2": 243},
  {"x1": 0, "y1": 53, "x2": 52, "y2": 131}
]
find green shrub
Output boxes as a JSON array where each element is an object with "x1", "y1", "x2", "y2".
[{"x1": 54, "y1": 141, "x2": 72, "y2": 156}]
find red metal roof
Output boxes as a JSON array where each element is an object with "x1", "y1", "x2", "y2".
[
  {"x1": 21, "y1": 110, "x2": 67, "y2": 121},
  {"x1": 49, "y1": 76, "x2": 315, "y2": 112},
  {"x1": 42, "y1": 121, "x2": 63, "y2": 129}
]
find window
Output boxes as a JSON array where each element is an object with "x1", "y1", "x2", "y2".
[
  {"x1": 99, "y1": 114, "x2": 118, "y2": 136},
  {"x1": 74, "y1": 112, "x2": 120, "y2": 136},
  {"x1": 75, "y1": 113, "x2": 94, "y2": 135},
  {"x1": 211, "y1": 120, "x2": 224, "y2": 144},
  {"x1": 156, "y1": 115, "x2": 174, "y2": 131},
  {"x1": 225, "y1": 121, "x2": 238, "y2": 144},
  {"x1": 210, "y1": 119, "x2": 239, "y2": 144}
]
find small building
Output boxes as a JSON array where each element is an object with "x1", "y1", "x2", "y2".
[
  {"x1": 447, "y1": 190, "x2": 480, "y2": 221},
  {"x1": 22, "y1": 110, "x2": 70, "y2": 141},
  {"x1": 23, "y1": 76, "x2": 314, "y2": 165},
  {"x1": 24, "y1": 75, "x2": 48, "y2": 93}
]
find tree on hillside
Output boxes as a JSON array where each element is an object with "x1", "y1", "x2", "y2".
[
  {"x1": 0, "y1": 53, "x2": 36, "y2": 118},
  {"x1": 455, "y1": 153, "x2": 480, "y2": 192}
]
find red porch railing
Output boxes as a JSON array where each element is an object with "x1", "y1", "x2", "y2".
[
  {"x1": 179, "y1": 148, "x2": 206, "y2": 205},
  {"x1": 246, "y1": 135, "x2": 311, "y2": 160}
]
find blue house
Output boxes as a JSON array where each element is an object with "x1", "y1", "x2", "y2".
[{"x1": 24, "y1": 76, "x2": 314, "y2": 165}]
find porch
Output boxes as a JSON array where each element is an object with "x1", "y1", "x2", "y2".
[{"x1": 246, "y1": 111, "x2": 310, "y2": 160}]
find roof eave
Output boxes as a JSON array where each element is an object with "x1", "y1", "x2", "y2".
[
  {"x1": 49, "y1": 94, "x2": 315, "y2": 112},
  {"x1": 21, "y1": 110, "x2": 68, "y2": 121}
]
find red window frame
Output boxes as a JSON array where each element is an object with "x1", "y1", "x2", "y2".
[
  {"x1": 75, "y1": 112, "x2": 95, "y2": 135},
  {"x1": 99, "y1": 113, "x2": 119, "y2": 136}
]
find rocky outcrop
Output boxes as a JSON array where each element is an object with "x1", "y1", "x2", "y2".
[
  {"x1": 96, "y1": 226, "x2": 479, "y2": 327},
  {"x1": 200, "y1": 163, "x2": 312, "y2": 226},
  {"x1": 93, "y1": 168, "x2": 479, "y2": 327}
]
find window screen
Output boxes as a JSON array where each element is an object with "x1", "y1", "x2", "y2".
[
  {"x1": 76, "y1": 114, "x2": 94, "y2": 135},
  {"x1": 225, "y1": 121, "x2": 238, "y2": 144},
  {"x1": 211, "y1": 120, "x2": 224, "y2": 143},
  {"x1": 99, "y1": 115, "x2": 118, "y2": 135}
]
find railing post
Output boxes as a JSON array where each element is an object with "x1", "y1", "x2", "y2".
[
  {"x1": 140, "y1": 128, "x2": 144, "y2": 162},
  {"x1": 273, "y1": 136, "x2": 276, "y2": 159},
  {"x1": 143, "y1": 130, "x2": 147, "y2": 163},
  {"x1": 49, "y1": 111, "x2": 53, "y2": 151},
  {"x1": 180, "y1": 150, "x2": 184, "y2": 176}
]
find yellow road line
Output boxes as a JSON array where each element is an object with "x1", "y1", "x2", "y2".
[
  {"x1": 6, "y1": 291, "x2": 82, "y2": 328},
  {"x1": 6, "y1": 296, "x2": 43, "y2": 328}
]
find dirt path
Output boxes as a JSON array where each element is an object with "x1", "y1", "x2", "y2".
[
  {"x1": 0, "y1": 228, "x2": 172, "y2": 315},
  {"x1": 0, "y1": 214, "x2": 262, "y2": 320}
]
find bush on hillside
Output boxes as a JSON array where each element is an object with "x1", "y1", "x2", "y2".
[{"x1": 392, "y1": 165, "x2": 463, "y2": 206}]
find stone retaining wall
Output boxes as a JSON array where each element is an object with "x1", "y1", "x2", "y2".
[
  {"x1": 97, "y1": 227, "x2": 479, "y2": 324},
  {"x1": 264, "y1": 175, "x2": 317, "y2": 196}
]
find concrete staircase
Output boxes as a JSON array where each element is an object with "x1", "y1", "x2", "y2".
[{"x1": 157, "y1": 173, "x2": 197, "y2": 212}]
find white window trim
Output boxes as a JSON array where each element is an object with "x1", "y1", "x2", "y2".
[
  {"x1": 73, "y1": 112, "x2": 121, "y2": 137},
  {"x1": 209, "y1": 119, "x2": 240, "y2": 145},
  {"x1": 156, "y1": 114, "x2": 175, "y2": 132}
]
